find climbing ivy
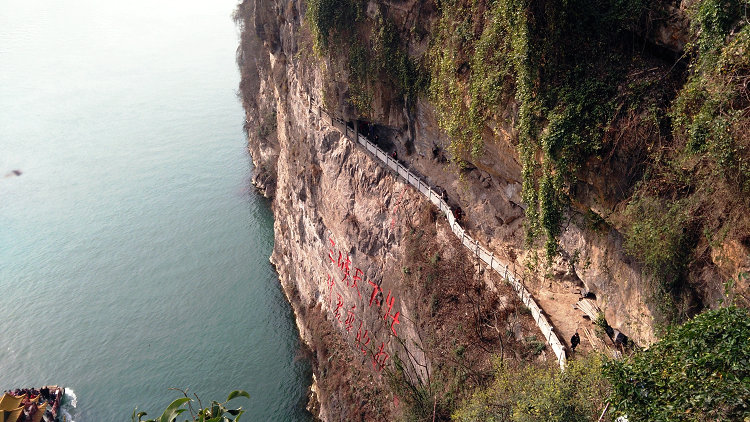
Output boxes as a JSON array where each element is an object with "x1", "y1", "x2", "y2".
[
  {"x1": 671, "y1": 0, "x2": 750, "y2": 192},
  {"x1": 347, "y1": 40, "x2": 375, "y2": 115},
  {"x1": 306, "y1": 0, "x2": 425, "y2": 116},
  {"x1": 430, "y1": 0, "x2": 648, "y2": 261},
  {"x1": 305, "y1": 0, "x2": 363, "y2": 53},
  {"x1": 373, "y1": 12, "x2": 428, "y2": 105},
  {"x1": 429, "y1": 0, "x2": 516, "y2": 160}
]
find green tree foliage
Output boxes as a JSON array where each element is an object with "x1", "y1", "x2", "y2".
[
  {"x1": 453, "y1": 354, "x2": 611, "y2": 421},
  {"x1": 132, "y1": 390, "x2": 250, "y2": 422},
  {"x1": 604, "y1": 307, "x2": 750, "y2": 421}
]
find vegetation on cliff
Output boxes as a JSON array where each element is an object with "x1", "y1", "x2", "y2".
[
  {"x1": 605, "y1": 306, "x2": 750, "y2": 421},
  {"x1": 453, "y1": 353, "x2": 610, "y2": 421},
  {"x1": 385, "y1": 205, "x2": 543, "y2": 421},
  {"x1": 430, "y1": 0, "x2": 652, "y2": 262},
  {"x1": 305, "y1": 0, "x2": 426, "y2": 115},
  {"x1": 623, "y1": 0, "x2": 750, "y2": 321},
  {"x1": 304, "y1": 0, "x2": 749, "y2": 311},
  {"x1": 429, "y1": 0, "x2": 749, "y2": 322},
  {"x1": 451, "y1": 306, "x2": 750, "y2": 421}
]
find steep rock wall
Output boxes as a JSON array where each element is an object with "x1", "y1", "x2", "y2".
[
  {"x1": 234, "y1": 0, "x2": 750, "y2": 417},
  {"x1": 235, "y1": 1, "x2": 550, "y2": 419}
]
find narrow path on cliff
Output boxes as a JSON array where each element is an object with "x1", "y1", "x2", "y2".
[{"x1": 307, "y1": 96, "x2": 568, "y2": 370}]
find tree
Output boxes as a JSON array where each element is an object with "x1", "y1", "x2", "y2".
[{"x1": 604, "y1": 307, "x2": 750, "y2": 421}]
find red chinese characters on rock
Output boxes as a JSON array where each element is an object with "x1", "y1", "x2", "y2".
[
  {"x1": 368, "y1": 279, "x2": 382, "y2": 307},
  {"x1": 367, "y1": 280, "x2": 400, "y2": 336},
  {"x1": 324, "y1": 236, "x2": 402, "y2": 372},
  {"x1": 326, "y1": 274, "x2": 334, "y2": 305},
  {"x1": 372, "y1": 342, "x2": 389, "y2": 371},
  {"x1": 334, "y1": 293, "x2": 344, "y2": 323},
  {"x1": 328, "y1": 237, "x2": 362, "y2": 299},
  {"x1": 382, "y1": 290, "x2": 401, "y2": 336},
  {"x1": 355, "y1": 321, "x2": 371, "y2": 354},
  {"x1": 344, "y1": 304, "x2": 357, "y2": 332}
]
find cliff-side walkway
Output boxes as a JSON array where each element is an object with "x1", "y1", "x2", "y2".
[{"x1": 308, "y1": 97, "x2": 567, "y2": 369}]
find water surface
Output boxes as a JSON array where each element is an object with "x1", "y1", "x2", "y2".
[{"x1": 0, "y1": 0, "x2": 311, "y2": 419}]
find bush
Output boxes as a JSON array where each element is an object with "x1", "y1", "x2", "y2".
[
  {"x1": 624, "y1": 195, "x2": 692, "y2": 284},
  {"x1": 453, "y1": 354, "x2": 611, "y2": 422},
  {"x1": 604, "y1": 307, "x2": 750, "y2": 421}
]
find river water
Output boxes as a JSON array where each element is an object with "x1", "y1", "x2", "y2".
[{"x1": 0, "y1": 0, "x2": 311, "y2": 420}]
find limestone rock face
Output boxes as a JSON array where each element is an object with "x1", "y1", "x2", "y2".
[
  {"x1": 236, "y1": 3, "x2": 443, "y2": 419},
  {"x1": 234, "y1": 0, "x2": 726, "y2": 418}
]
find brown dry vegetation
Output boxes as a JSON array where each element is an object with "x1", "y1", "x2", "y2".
[
  {"x1": 289, "y1": 287, "x2": 393, "y2": 421},
  {"x1": 390, "y1": 203, "x2": 551, "y2": 421},
  {"x1": 292, "y1": 201, "x2": 552, "y2": 422}
]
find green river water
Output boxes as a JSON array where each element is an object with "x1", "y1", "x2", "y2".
[{"x1": 0, "y1": 0, "x2": 312, "y2": 419}]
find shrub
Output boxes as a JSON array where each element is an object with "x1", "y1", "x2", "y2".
[
  {"x1": 453, "y1": 354, "x2": 611, "y2": 422},
  {"x1": 604, "y1": 307, "x2": 750, "y2": 421},
  {"x1": 624, "y1": 195, "x2": 693, "y2": 286},
  {"x1": 305, "y1": 0, "x2": 362, "y2": 52}
]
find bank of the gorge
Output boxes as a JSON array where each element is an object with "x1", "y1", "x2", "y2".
[{"x1": 234, "y1": 0, "x2": 749, "y2": 419}]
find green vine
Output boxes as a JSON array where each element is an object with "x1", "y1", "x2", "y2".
[
  {"x1": 671, "y1": 0, "x2": 750, "y2": 192},
  {"x1": 306, "y1": 0, "x2": 425, "y2": 116},
  {"x1": 305, "y1": 0, "x2": 363, "y2": 53},
  {"x1": 430, "y1": 0, "x2": 648, "y2": 261}
]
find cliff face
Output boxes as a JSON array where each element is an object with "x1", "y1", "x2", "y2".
[
  {"x1": 235, "y1": 0, "x2": 750, "y2": 418},
  {"x1": 235, "y1": 2, "x2": 551, "y2": 419}
]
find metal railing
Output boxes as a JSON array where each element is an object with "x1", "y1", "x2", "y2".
[{"x1": 308, "y1": 97, "x2": 567, "y2": 369}]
